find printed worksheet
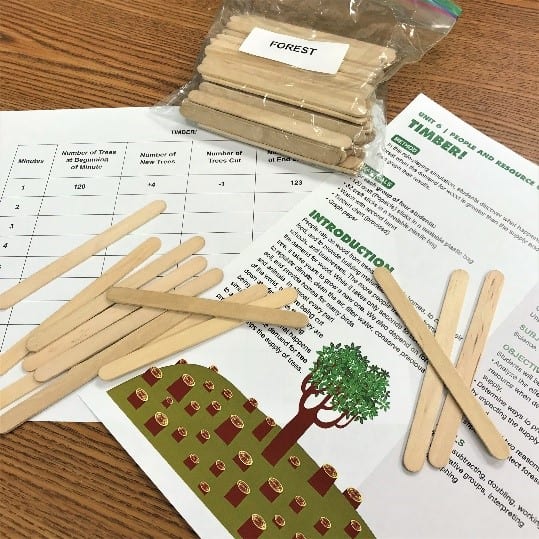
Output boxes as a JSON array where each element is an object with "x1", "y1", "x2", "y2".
[
  {"x1": 83, "y1": 94, "x2": 539, "y2": 538},
  {"x1": 0, "y1": 106, "x2": 340, "y2": 420}
]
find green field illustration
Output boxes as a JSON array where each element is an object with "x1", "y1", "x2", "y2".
[{"x1": 108, "y1": 343, "x2": 390, "y2": 538}]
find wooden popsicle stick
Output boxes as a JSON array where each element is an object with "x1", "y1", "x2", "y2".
[
  {"x1": 0, "y1": 375, "x2": 40, "y2": 410},
  {"x1": 0, "y1": 284, "x2": 268, "y2": 433},
  {"x1": 24, "y1": 256, "x2": 208, "y2": 373},
  {"x1": 187, "y1": 115, "x2": 364, "y2": 175},
  {"x1": 98, "y1": 287, "x2": 299, "y2": 381},
  {"x1": 197, "y1": 56, "x2": 370, "y2": 118},
  {"x1": 0, "y1": 237, "x2": 161, "y2": 376},
  {"x1": 226, "y1": 14, "x2": 396, "y2": 67},
  {"x1": 22, "y1": 293, "x2": 267, "y2": 409},
  {"x1": 204, "y1": 42, "x2": 376, "y2": 88},
  {"x1": 181, "y1": 100, "x2": 352, "y2": 167},
  {"x1": 154, "y1": 312, "x2": 209, "y2": 342},
  {"x1": 403, "y1": 269, "x2": 469, "y2": 472},
  {"x1": 187, "y1": 89, "x2": 353, "y2": 149},
  {"x1": 211, "y1": 34, "x2": 383, "y2": 81},
  {"x1": 373, "y1": 268, "x2": 510, "y2": 461},
  {"x1": 1, "y1": 359, "x2": 100, "y2": 434},
  {"x1": 0, "y1": 200, "x2": 166, "y2": 310},
  {"x1": 228, "y1": 13, "x2": 395, "y2": 60},
  {"x1": 149, "y1": 288, "x2": 274, "y2": 343},
  {"x1": 221, "y1": 27, "x2": 246, "y2": 40},
  {"x1": 198, "y1": 75, "x2": 368, "y2": 126},
  {"x1": 91, "y1": 284, "x2": 269, "y2": 381},
  {"x1": 151, "y1": 292, "x2": 262, "y2": 343},
  {"x1": 107, "y1": 286, "x2": 309, "y2": 328},
  {"x1": 134, "y1": 283, "x2": 269, "y2": 348},
  {"x1": 202, "y1": 53, "x2": 367, "y2": 103},
  {"x1": 116, "y1": 237, "x2": 204, "y2": 289},
  {"x1": 0, "y1": 341, "x2": 32, "y2": 377},
  {"x1": 33, "y1": 267, "x2": 223, "y2": 382},
  {"x1": 205, "y1": 46, "x2": 376, "y2": 92},
  {"x1": 25, "y1": 236, "x2": 205, "y2": 353},
  {"x1": 199, "y1": 122, "x2": 364, "y2": 175},
  {"x1": 30, "y1": 237, "x2": 162, "y2": 329},
  {"x1": 199, "y1": 81, "x2": 373, "y2": 137},
  {"x1": 428, "y1": 270, "x2": 505, "y2": 468}
]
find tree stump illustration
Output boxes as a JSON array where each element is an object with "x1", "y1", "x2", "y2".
[{"x1": 108, "y1": 356, "x2": 379, "y2": 538}]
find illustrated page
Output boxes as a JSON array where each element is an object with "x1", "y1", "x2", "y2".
[{"x1": 83, "y1": 94, "x2": 538, "y2": 537}]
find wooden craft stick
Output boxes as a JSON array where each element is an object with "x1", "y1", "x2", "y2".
[
  {"x1": 98, "y1": 287, "x2": 299, "y2": 381},
  {"x1": 199, "y1": 54, "x2": 372, "y2": 112},
  {"x1": 186, "y1": 116, "x2": 364, "y2": 175},
  {"x1": 153, "y1": 313, "x2": 209, "y2": 342},
  {"x1": 0, "y1": 341, "x2": 34, "y2": 377},
  {"x1": 0, "y1": 237, "x2": 160, "y2": 376},
  {"x1": 33, "y1": 267, "x2": 223, "y2": 382},
  {"x1": 373, "y1": 268, "x2": 510, "y2": 461},
  {"x1": 211, "y1": 34, "x2": 383, "y2": 81},
  {"x1": 198, "y1": 75, "x2": 368, "y2": 125},
  {"x1": 132, "y1": 283, "x2": 269, "y2": 348},
  {"x1": 107, "y1": 286, "x2": 309, "y2": 328},
  {"x1": 30, "y1": 238, "x2": 162, "y2": 329},
  {"x1": 0, "y1": 200, "x2": 166, "y2": 310},
  {"x1": 221, "y1": 27, "x2": 246, "y2": 39},
  {"x1": 0, "y1": 284, "x2": 268, "y2": 433},
  {"x1": 198, "y1": 56, "x2": 370, "y2": 118},
  {"x1": 181, "y1": 100, "x2": 351, "y2": 167},
  {"x1": 94, "y1": 284, "x2": 268, "y2": 380},
  {"x1": 187, "y1": 89, "x2": 353, "y2": 149},
  {"x1": 199, "y1": 81, "x2": 373, "y2": 136},
  {"x1": 428, "y1": 270, "x2": 505, "y2": 468},
  {"x1": 23, "y1": 256, "x2": 207, "y2": 373},
  {"x1": 0, "y1": 375, "x2": 40, "y2": 410},
  {"x1": 201, "y1": 122, "x2": 364, "y2": 174},
  {"x1": 149, "y1": 288, "x2": 272, "y2": 343},
  {"x1": 204, "y1": 42, "x2": 376, "y2": 89},
  {"x1": 226, "y1": 14, "x2": 396, "y2": 67},
  {"x1": 1, "y1": 286, "x2": 266, "y2": 415},
  {"x1": 1, "y1": 359, "x2": 102, "y2": 434},
  {"x1": 25, "y1": 236, "x2": 205, "y2": 353},
  {"x1": 403, "y1": 269, "x2": 469, "y2": 472},
  {"x1": 335, "y1": 156, "x2": 364, "y2": 174}
]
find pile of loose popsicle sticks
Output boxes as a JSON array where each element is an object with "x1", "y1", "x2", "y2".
[
  {"x1": 0, "y1": 201, "x2": 308, "y2": 434},
  {"x1": 180, "y1": 14, "x2": 396, "y2": 174},
  {"x1": 373, "y1": 267, "x2": 510, "y2": 470}
]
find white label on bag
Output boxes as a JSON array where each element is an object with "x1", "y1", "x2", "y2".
[{"x1": 239, "y1": 27, "x2": 349, "y2": 75}]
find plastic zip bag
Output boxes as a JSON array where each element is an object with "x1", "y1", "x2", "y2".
[{"x1": 165, "y1": 0, "x2": 461, "y2": 175}]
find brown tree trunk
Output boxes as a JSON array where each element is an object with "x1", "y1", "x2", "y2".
[{"x1": 261, "y1": 406, "x2": 317, "y2": 466}]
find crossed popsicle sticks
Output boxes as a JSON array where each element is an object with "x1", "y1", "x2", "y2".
[{"x1": 373, "y1": 267, "x2": 510, "y2": 470}]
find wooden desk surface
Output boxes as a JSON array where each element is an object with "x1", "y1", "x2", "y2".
[{"x1": 0, "y1": 0, "x2": 537, "y2": 537}]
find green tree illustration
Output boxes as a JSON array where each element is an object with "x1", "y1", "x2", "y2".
[{"x1": 262, "y1": 343, "x2": 390, "y2": 465}]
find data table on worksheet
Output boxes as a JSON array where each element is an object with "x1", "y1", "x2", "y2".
[{"x1": 0, "y1": 107, "x2": 336, "y2": 351}]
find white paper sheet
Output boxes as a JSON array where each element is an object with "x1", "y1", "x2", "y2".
[
  {"x1": 0, "y1": 106, "x2": 340, "y2": 421},
  {"x1": 82, "y1": 94, "x2": 539, "y2": 537}
]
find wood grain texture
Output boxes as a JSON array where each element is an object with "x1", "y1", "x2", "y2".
[
  {"x1": 373, "y1": 268, "x2": 510, "y2": 462},
  {"x1": 0, "y1": 237, "x2": 161, "y2": 375},
  {"x1": 0, "y1": 0, "x2": 537, "y2": 537},
  {"x1": 428, "y1": 270, "x2": 505, "y2": 468},
  {"x1": 402, "y1": 269, "x2": 469, "y2": 472},
  {"x1": 0, "y1": 201, "x2": 166, "y2": 309},
  {"x1": 106, "y1": 286, "x2": 308, "y2": 328}
]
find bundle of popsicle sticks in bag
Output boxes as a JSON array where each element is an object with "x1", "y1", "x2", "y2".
[
  {"x1": 0, "y1": 201, "x2": 308, "y2": 433},
  {"x1": 180, "y1": 14, "x2": 397, "y2": 174}
]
